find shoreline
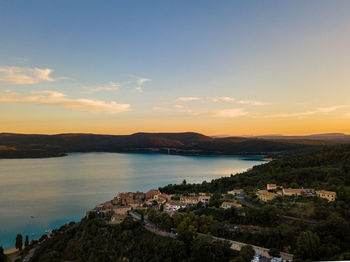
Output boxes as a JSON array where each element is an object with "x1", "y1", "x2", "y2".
[
  {"x1": 0, "y1": 151, "x2": 269, "y2": 160},
  {"x1": 4, "y1": 247, "x2": 17, "y2": 255}
]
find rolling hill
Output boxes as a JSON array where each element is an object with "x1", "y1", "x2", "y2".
[{"x1": 0, "y1": 132, "x2": 347, "y2": 158}]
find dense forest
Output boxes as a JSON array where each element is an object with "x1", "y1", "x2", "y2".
[
  {"x1": 0, "y1": 132, "x2": 332, "y2": 158},
  {"x1": 23, "y1": 217, "x2": 258, "y2": 262}
]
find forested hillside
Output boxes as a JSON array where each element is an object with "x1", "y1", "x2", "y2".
[
  {"x1": 160, "y1": 145, "x2": 350, "y2": 195},
  {"x1": 28, "y1": 217, "x2": 243, "y2": 262},
  {"x1": 0, "y1": 132, "x2": 330, "y2": 158}
]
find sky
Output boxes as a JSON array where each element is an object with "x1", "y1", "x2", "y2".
[{"x1": 1, "y1": 0, "x2": 350, "y2": 136}]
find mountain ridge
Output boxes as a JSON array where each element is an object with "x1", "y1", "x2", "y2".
[{"x1": 0, "y1": 132, "x2": 348, "y2": 159}]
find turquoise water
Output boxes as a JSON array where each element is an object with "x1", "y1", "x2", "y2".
[{"x1": 0, "y1": 152, "x2": 265, "y2": 249}]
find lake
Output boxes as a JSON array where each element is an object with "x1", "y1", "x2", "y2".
[{"x1": 0, "y1": 152, "x2": 265, "y2": 249}]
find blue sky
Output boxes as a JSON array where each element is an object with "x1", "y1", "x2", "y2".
[{"x1": 1, "y1": 1, "x2": 350, "y2": 135}]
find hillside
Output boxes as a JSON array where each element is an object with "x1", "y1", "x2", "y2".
[
  {"x1": 0, "y1": 132, "x2": 333, "y2": 158},
  {"x1": 160, "y1": 145, "x2": 350, "y2": 260},
  {"x1": 27, "y1": 217, "x2": 240, "y2": 262},
  {"x1": 160, "y1": 144, "x2": 350, "y2": 193},
  {"x1": 253, "y1": 133, "x2": 350, "y2": 144}
]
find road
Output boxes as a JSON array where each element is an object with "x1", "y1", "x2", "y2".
[
  {"x1": 130, "y1": 211, "x2": 293, "y2": 261},
  {"x1": 23, "y1": 246, "x2": 38, "y2": 262}
]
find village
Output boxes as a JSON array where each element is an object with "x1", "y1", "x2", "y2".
[{"x1": 88, "y1": 184, "x2": 336, "y2": 224}]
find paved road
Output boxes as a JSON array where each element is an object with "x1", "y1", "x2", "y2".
[
  {"x1": 23, "y1": 246, "x2": 38, "y2": 262},
  {"x1": 130, "y1": 211, "x2": 293, "y2": 261}
]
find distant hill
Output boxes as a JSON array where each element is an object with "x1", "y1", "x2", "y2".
[
  {"x1": 251, "y1": 133, "x2": 350, "y2": 143},
  {"x1": 0, "y1": 132, "x2": 347, "y2": 158}
]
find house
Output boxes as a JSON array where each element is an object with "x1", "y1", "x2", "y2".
[
  {"x1": 282, "y1": 188, "x2": 305, "y2": 197},
  {"x1": 198, "y1": 195, "x2": 210, "y2": 204},
  {"x1": 102, "y1": 200, "x2": 114, "y2": 211},
  {"x1": 227, "y1": 189, "x2": 244, "y2": 195},
  {"x1": 146, "y1": 189, "x2": 161, "y2": 200},
  {"x1": 180, "y1": 196, "x2": 199, "y2": 205},
  {"x1": 165, "y1": 201, "x2": 187, "y2": 211},
  {"x1": 267, "y1": 184, "x2": 277, "y2": 191},
  {"x1": 115, "y1": 192, "x2": 145, "y2": 206},
  {"x1": 115, "y1": 192, "x2": 135, "y2": 205},
  {"x1": 93, "y1": 203, "x2": 104, "y2": 212},
  {"x1": 304, "y1": 188, "x2": 316, "y2": 196},
  {"x1": 111, "y1": 213, "x2": 127, "y2": 224},
  {"x1": 113, "y1": 205, "x2": 132, "y2": 215},
  {"x1": 134, "y1": 191, "x2": 145, "y2": 201},
  {"x1": 316, "y1": 190, "x2": 336, "y2": 202},
  {"x1": 256, "y1": 190, "x2": 278, "y2": 202},
  {"x1": 221, "y1": 201, "x2": 242, "y2": 209},
  {"x1": 156, "y1": 195, "x2": 168, "y2": 205}
]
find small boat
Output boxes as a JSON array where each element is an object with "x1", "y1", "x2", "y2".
[{"x1": 45, "y1": 229, "x2": 52, "y2": 234}]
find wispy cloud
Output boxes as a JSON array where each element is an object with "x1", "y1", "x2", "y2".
[
  {"x1": 236, "y1": 100, "x2": 270, "y2": 106},
  {"x1": 211, "y1": 104, "x2": 348, "y2": 119},
  {"x1": 212, "y1": 97, "x2": 234, "y2": 102},
  {"x1": 316, "y1": 105, "x2": 348, "y2": 113},
  {"x1": 252, "y1": 105, "x2": 349, "y2": 119},
  {"x1": 135, "y1": 87, "x2": 143, "y2": 93},
  {"x1": 135, "y1": 77, "x2": 151, "y2": 93},
  {"x1": 81, "y1": 82, "x2": 120, "y2": 94},
  {"x1": 0, "y1": 66, "x2": 55, "y2": 84},
  {"x1": 0, "y1": 90, "x2": 130, "y2": 114},
  {"x1": 212, "y1": 108, "x2": 249, "y2": 118},
  {"x1": 174, "y1": 97, "x2": 203, "y2": 103},
  {"x1": 137, "y1": 77, "x2": 151, "y2": 86}
]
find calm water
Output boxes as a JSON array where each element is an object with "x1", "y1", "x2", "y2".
[{"x1": 0, "y1": 152, "x2": 265, "y2": 249}]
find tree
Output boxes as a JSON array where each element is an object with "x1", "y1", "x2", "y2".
[
  {"x1": 239, "y1": 245, "x2": 255, "y2": 262},
  {"x1": 25, "y1": 235, "x2": 29, "y2": 248},
  {"x1": 0, "y1": 246, "x2": 6, "y2": 262},
  {"x1": 296, "y1": 231, "x2": 320, "y2": 260},
  {"x1": 15, "y1": 234, "x2": 23, "y2": 250},
  {"x1": 268, "y1": 248, "x2": 280, "y2": 257}
]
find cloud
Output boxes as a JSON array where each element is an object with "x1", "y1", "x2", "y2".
[
  {"x1": 137, "y1": 77, "x2": 151, "y2": 85},
  {"x1": 236, "y1": 100, "x2": 270, "y2": 106},
  {"x1": 174, "y1": 97, "x2": 203, "y2": 103},
  {"x1": 135, "y1": 87, "x2": 143, "y2": 93},
  {"x1": 135, "y1": 77, "x2": 151, "y2": 93},
  {"x1": 0, "y1": 90, "x2": 130, "y2": 114},
  {"x1": 252, "y1": 105, "x2": 349, "y2": 119},
  {"x1": 212, "y1": 97, "x2": 234, "y2": 102},
  {"x1": 0, "y1": 66, "x2": 55, "y2": 84},
  {"x1": 316, "y1": 105, "x2": 348, "y2": 113},
  {"x1": 81, "y1": 82, "x2": 120, "y2": 94},
  {"x1": 212, "y1": 108, "x2": 249, "y2": 118}
]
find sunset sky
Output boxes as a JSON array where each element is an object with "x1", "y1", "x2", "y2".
[{"x1": 1, "y1": 0, "x2": 350, "y2": 136}]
